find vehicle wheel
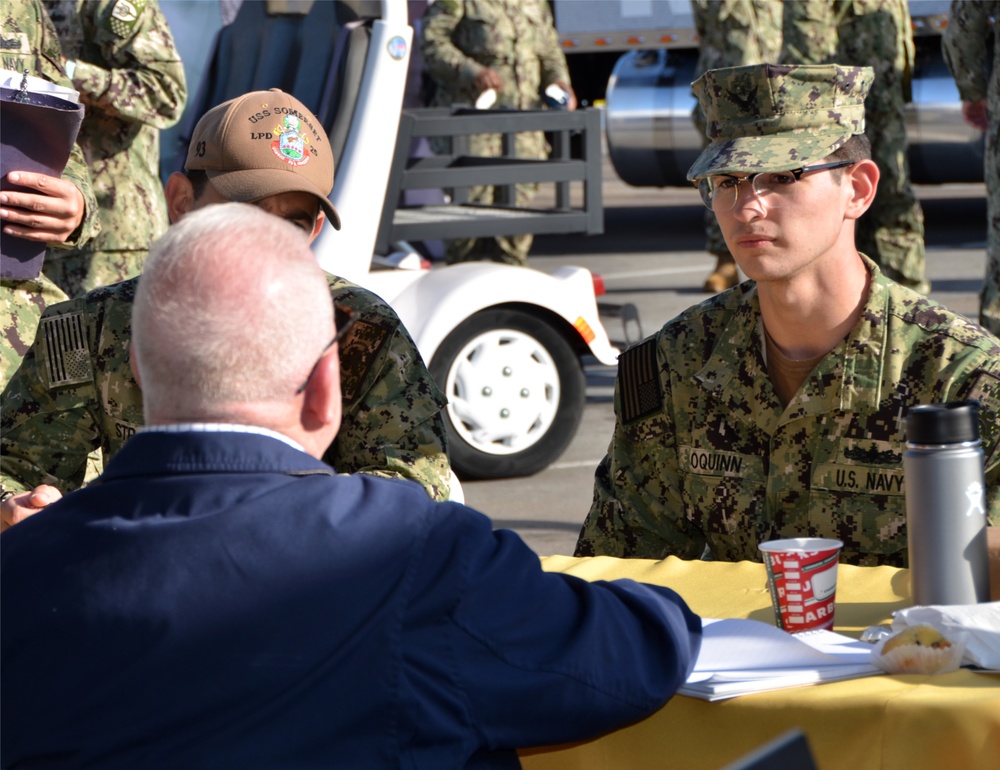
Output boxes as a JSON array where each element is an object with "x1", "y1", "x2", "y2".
[{"x1": 429, "y1": 308, "x2": 586, "y2": 480}]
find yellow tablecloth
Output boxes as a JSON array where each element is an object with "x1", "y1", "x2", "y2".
[{"x1": 517, "y1": 556, "x2": 1000, "y2": 770}]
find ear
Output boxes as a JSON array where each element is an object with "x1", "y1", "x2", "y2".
[
  {"x1": 301, "y1": 348, "x2": 342, "y2": 433},
  {"x1": 308, "y1": 211, "x2": 326, "y2": 243},
  {"x1": 165, "y1": 173, "x2": 195, "y2": 223},
  {"x1": 843, "y1": 159, "x2": 879, "y2": 222}
]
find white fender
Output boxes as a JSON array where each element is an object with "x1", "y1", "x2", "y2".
[{"x1": 365, "y1": 262, "x2": 620, "y2": 367}]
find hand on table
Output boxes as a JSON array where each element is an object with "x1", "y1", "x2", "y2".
[
  {"x1": 1, "y1": 485, "x2": 62, "y2": 532},
  {"x1": 1, "y1": 171, "x2": 86, "y2": 243}
]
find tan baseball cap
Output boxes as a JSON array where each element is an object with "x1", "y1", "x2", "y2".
[
  {"x1": 687, "y1": 64, "x2": 874, "y2": 181},
  {"x1": 185, "y1": 89, "x2": 341, "y2": 229}
]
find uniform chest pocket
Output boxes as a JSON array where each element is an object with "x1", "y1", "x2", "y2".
[
  {"x1": 680, "y1": 446, "x2": 768, "y2": 559},
  {"x1": 809, "y1": 463, "x2": 908, "y2": 564}
]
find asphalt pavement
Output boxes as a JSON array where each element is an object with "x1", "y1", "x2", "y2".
[{"x1": 459, "y1": 162, "x2": 991, "y2": 557}]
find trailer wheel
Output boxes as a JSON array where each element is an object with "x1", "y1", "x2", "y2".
[{"x1": 430, "y1": 309, "x2": 586, "y2": 479}]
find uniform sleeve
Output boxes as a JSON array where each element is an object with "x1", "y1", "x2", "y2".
[
  {"x1": 53, "y1": 139, "x2": 100, "y2": 250},
  {"x1": 32, "y1": 1, "x2": 99, "y2": 249},
  {"x1": 574, "y1": 338, "x2": 706, "y2": 559},
  {"x1": 324, "y1": 283, "x2": 452, "y2": 502},
  {"x1": 70, "y1": 0, "x2": 187, "y2": 128},
  {"x1": 534, "y1": 2, "x2": 570, "y2": 88},
  {"x1": 411, "y1": 506, "x2": 702, "y2": 749},
  {"x1": 780, "y1": 0, "x2": 841, "y2": 64},
  {"x1": 419, "y1": 0, "x2": 483, "y2": 91},
  {"x1": 0, "y1": 299, "x2": 103, "y2": 497},
  {"x1": 942, "y1": 0, "x2": 990, "y2": 103}
]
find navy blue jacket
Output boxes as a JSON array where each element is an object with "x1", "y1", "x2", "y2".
[{"x1": 1, "y1": 431, "x2": 701, "y2": 768}]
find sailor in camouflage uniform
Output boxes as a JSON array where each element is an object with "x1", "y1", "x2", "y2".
[
  {"x1": 781, "y1": 0, "x2": 928, "y2": 294},
  {"x1": 942, "y1": 1, "x2": 1000, "y2": 336},
  {"x1": 40, "y1": 0, "x2": 186, "y2": 298},
  {"x1": 1, "y1": 0, "x2": 99, "y2": 388},
  {"x1": 419, "y1": 0, "x2": 576, "y2": 266},
  {"x1": 691, "y1": 0, "x2": 783, "y2": 293},
  {"x1": 1, "y1": 90, "x2": 452, "y2": 528},
  {"x1": 575, "y1": 63, "x2": 1000, "y2": 568}
]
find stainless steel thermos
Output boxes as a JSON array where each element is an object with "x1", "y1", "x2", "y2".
[{"x1": 904, "y1": 401, "x2": 990, "y2": 605}]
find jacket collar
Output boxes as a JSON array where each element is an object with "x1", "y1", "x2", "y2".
[{"x1": 98, "y1": 430, "x2": 335, "y2": 482}]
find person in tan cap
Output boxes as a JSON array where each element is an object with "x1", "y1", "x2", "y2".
[
  {"x1": 1, "y1": 89, "x2": 453, "y2": 529},
  {"x1": 576, "y1": 63, "x2": 1000, "y2": 597}
]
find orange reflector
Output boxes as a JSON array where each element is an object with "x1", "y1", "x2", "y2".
[
  {"x1": 660, "y1": 34, "x2": 676, "y2": 43},
  {"x1": 592, "y1": 273, "x2": 606, "y2": 297},
  {"x1": 595, "y1": 37, "x2": 611, "y2": 46},
  {"x1": 574, "y1": 317, "x2": 596, "y2": 344},
  {"x1": 627, "y1": 36, "x2": 644, "y2": 45}
]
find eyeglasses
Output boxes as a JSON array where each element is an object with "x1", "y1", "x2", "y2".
[
  {"x1": 695, "y1": 160, "x2": 857, "y2": 212},
  {"x1": 294, "y1": 308, "x2": 357, "y2": 395}
]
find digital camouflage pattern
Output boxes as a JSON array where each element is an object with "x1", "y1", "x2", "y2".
[
  {"x1": 1, "y1": 0, "x2": 98, "y2": 386},
  {"x1": 0, "y1": 275, "x2": 67, "y2": 390},
  {"x1": 575, "y1": 256, "x2": 1000, "y2": 566},
  {"x1": 686, "y1": 62, "x2": 873, "y2": 179},
  {"x1": 691, "y1": 0, "x2": 784, "y2": 257},
  {"x1": 420, "y1": 0, "x2": 570, "y2": 265},
  {"x1": 781, "y1": 0, "x2": 927, "y2": 292},
  {"x1": 0, "y1": 274, "x2": 452, "y2": 501},
  {"x1": 41, "y1": 0, "x2": 186, "y2": 298},
  {"x1": 942, "y1": 0, "x2": 999, "y2": 336}
]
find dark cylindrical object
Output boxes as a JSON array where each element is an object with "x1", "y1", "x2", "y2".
[{"x1": 904, "y1": 402, "x2": 990, "y2": 605}]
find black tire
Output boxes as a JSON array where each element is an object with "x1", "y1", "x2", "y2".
[{"x1": 429, "y1": 308, "x2": 587, "y2": 480}]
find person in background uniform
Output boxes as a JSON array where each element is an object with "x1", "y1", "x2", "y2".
[
  {"x1": 781, "y1": 0, "x2": 928, "y2": 294},
  {"x1": 942, "y1": 1, "x2": 999, "y2": 337},
  {"x1": 0, "y1": 202, "x2": 702, "y2": 768},
  {"x1": 41, "y1": 0, "x2": 186, "y2": 298},
  {"x1": 419, "y1": 0, "x2": 576, "y2": 266},
  {"x1": 691, "y1": 0, "x2": 783, "y2": 294},
  {"x1": 0, "y1": 89, "x2": 452, "y2": 529},
  {"x1": 574, "y1": 64, "x2": 1000, "y2": 585},
  {"x1": 1, "y1": 0, "x2": 98, "y2": 387}
]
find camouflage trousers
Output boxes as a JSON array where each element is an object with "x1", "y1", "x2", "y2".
[
  {"x1": 443, "y1": 130, "x2": 546, "y2": 267},
  {"x1": 42, "y1": 248, "x2": 147, "y2": 299},
  {"x1": 981, "y1": 122, "x2": 999, "y2": 336},
  {"x1": 1, "y1": 274, "x2": 68, "y2": 389},
  {"x1": 855, "y1": 139, "x2": 927, "y2": 293},
  {"x1": 840, "y1": 17, "x2": 928, "y2": 293}
]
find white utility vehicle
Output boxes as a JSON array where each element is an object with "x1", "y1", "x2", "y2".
[{"x1": 162, "y1": 0, "x2": 629, "y2": 479}]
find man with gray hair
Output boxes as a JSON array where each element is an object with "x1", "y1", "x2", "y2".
[
  {"x1": 1, "y1": 89, "x2": 452, "y2": 529},
  {"x1": 576, "y1": 63, "x2": 1000, "y2": 592},
  {"x1": 1, "y1": 202, "x2": 701, "y2": 768}
]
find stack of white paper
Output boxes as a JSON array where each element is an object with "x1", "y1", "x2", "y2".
[{"x1": 680, "y1": 618, "x2": 881, "y2": 701}]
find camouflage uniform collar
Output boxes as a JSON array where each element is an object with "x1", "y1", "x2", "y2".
[
  {"x1": 693, "y1": 284, "x2": 784, "y2": 435},
  {"x1": 693, "y1": 254, "x2": 887, "y2": 426}
]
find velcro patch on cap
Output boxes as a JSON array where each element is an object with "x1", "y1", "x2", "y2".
[
  {"x1": 39, "y1": 312, "x2": 92, "y2": 388},
  {"x1": 337, "y1": 316, "x2": 390, "y2": 404},
  {"x1": 106, "y1": 0, "x2": 146, "y2": 38},
  {"x1": 619, "y1": 337, "x2": 662, "y2": 424}
]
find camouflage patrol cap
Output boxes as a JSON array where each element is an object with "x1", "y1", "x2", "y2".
[
  {"x1": 686, "y1": 63, "x2": 874, "y2": 181},
  {"x1": 185, "y1": 89, "x2": 341, "y2": 229}
]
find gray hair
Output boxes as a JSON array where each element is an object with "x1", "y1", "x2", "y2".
[{"x1": 133, "y1": 203, "x2": 334, "y2": 420}]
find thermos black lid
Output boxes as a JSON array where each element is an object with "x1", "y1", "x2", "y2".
[{"x1": 905, "y1": 401, "x2": 980, "y2": 444}]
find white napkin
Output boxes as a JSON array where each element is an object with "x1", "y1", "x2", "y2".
[{"x1": 891, "y1": 602, "x2": 1000, "y2": 670}]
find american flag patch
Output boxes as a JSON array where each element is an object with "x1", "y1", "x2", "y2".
[
  {"x1": 40, "y1": 312, "x2": 92, "y2": 388},
  {"x1": 619, "y1": 337, "x2": 662, "y2": 424}
]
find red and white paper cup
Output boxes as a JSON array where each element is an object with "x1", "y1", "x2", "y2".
[{"x1": 759, "y1": 538, "x2": 844, "y2": 632}]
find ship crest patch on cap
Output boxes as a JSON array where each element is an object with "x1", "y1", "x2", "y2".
[{"x1": 271, "y1": 114, "x2": 310, "y2": 168}]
